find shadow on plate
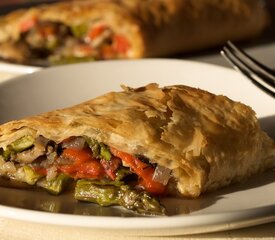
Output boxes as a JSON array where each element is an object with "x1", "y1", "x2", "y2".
[
  {"x1": 0, "y1": 186, "x2": 143, "y2": 217},
  {"x1": 162, "y1": 168, "x2": 275, "y2": 216},
  {"x1": 259, "y1": 114, "x2": 275, "y2": 140}
]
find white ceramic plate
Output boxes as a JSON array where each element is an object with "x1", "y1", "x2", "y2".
[
  {"x1": 0, "y1": 62, "x2": 40, "y2": 84},
  {"x1": 0, "y1": 59, "x2": 275, "y2": 236}
]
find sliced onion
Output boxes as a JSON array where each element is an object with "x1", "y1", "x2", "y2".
[
  {"x1": 0, "y1": 156, "x2": 5, "y2": 166},
  {"x1": 46, "y1": 166, "x2": 58, "y2": 181},
  {"x1": 46, "y1": 151, "x2": 57, "y2": 164},
  {"x1": 0, "y1": 161, "x2": 16, "y2": 174},
  {"x1": 35, "y1": 135, "x2": 50, "y2": 148},
  {"x1": 61, "y1": 137, "x2": 86, "y2": 150},
  {"x1": 152, "y1": 165, "x2": 171, "y2": 185},
  {"x1": 56, "y1": 154, "x2": 74, "y2": 165},
  {"x1": 40, "y1": 154, "x2": 56, "y2": 168},
  {"x1": 15, "y1": 167, "x2": 25, "y2": 182},
  {"x1": 16, "y1": 147, "x2": 45, "y2": 163}
]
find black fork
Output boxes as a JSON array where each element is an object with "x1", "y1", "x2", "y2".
[{"x1": 221, "y1": 41, "x2": 275, "y2": 98}]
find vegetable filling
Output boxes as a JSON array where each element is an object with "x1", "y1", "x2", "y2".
[
  {"x1": 0, "y1": 135, "x2": 170, "y2": 215},
  {"x1": 4, "y1": 19, "x2": 131, "y2": 65}
]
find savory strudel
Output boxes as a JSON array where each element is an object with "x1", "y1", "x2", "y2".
[
  {"x1": 0, "y1": 83, "x2": 274, "y2": 215},
  {"x1": 0, "y1": 0, "x2": 268, "y2": 65}
]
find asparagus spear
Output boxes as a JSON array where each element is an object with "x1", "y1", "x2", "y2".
[
  {"x1": 70, "y1": 24, "x2": 88, "y2": 38},
  {"x1": 37, "y1": 173, "x2": 71, "y2": 195},
  {"x1": 85, "y1": 137, "x2": 111, "y2": 160},
  {"x1": 2, "y1": 135, "x2": 35, "y2": 160},
  {"x1": 10, "y1": 135, "x2": 35, "y2": 152},
  {"x1": 119, "y1": 185, "x2": 165, "y2": 216},
  {"x1": 74, "y1": 180, "x2": 165, "y2": 215},
  {"x1": 74, "y1": 180, "x2": 120, "y2": 206},
  {"x1": 23, "y1": 166, "x2": 43, "y2": 185}
]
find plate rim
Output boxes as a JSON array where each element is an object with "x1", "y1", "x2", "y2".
[{"x1": 0, "y1": 202, "x2": 275, "y2": 235}]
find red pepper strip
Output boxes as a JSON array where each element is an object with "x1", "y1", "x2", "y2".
[
  {"x1": 58, "y1": 148, "x2": 104, "y2": 179},
  {"x1": 20, "y1": 17, "x2": 37, "y2": 33},
  {"x1": 110, "y1": 147, "x2": 166, "y2": 195},
  {"x1": 87, "y1": 24, "x2": 107, "y2": 40},
  {"x1": 101, "y1": 45, "x2": 116, "y2": 59},
  {"x1": 32, "y1": 166, "x2": 47, "y2": 176},
  {"x1": 74, "y1": 161, "x2": 105, "y2": 179},
  {"x1": 39, "y1": 25, "x2": 57, "y2": 38},
  {"x1": 113, "y1": 35, "x2": 130, "y2": 54}
]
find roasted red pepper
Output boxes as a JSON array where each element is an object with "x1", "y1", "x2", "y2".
[
  {"x1": 110, "y1": 147, "x2": 166, "y2": 195},
  {"x1": 20, "y1": 17, "x2": 37, "y2": 33},
  {"x1": 113, "y1": 34, "x2": 130, "y2": 54},
  {"x1": 58, "y1": 148, "x2": 105, "y2": 179}
]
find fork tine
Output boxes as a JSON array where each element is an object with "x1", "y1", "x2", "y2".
[
  {"x1": 226, "y1": 41, "x2": 275, "y2": 78},
  {"x1": 221, "y1": 46, "x2": 275, "y2": 98},
  {"x1": 222, "y1": 43, "x2": 275, "y2": 89},
  {"x1": 225, "y1": 42, "x2": 275, "y2": 88}
]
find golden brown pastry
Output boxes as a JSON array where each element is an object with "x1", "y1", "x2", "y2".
[
  {"x1": 0, "y1": 0, "x2": 268, "y2": 65},
  {"x1": 0, "y1": 83, "x2": 274, "y2": 215}
]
